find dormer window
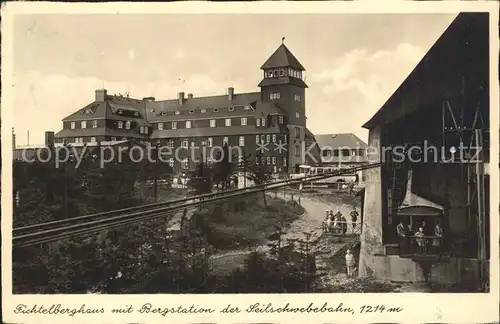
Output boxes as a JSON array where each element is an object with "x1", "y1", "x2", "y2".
[
  {"x1": 213, "y1": 108, "x2": 219, "y2": 113},
  {"x1": 118, "y1": 121, "x2": 123, "y2": 129},
  {"x1": 189, "y1": 110, "x2": 194, "y2": 114},
  {"x1": 279, "y1": 69, "x2": 285, "y2": 77},
  {"x1": 278, "y1": 115, "x2": 284, "y2": 124},
  {"x1": 244, "y1": 105, "x2": 251, "y2": 111},
  {"x1": 125, "y1": 121, "x2": 131, "y2": 129},
  {"x1": 134, "y1": 111, "x2": 139, "y2": 116},
  {"x1": 228, "y1": 107, "x2": 234, "y2": 112},
  {"x1": 201, "y1": 109, "x2": 206, "y2": 113},
  {"x1": 175, "y1": 111, "x2": 180, "y2": 115},
  {"x1": 84, "y1": 109, "x2": 92, "y2": 114},
  {"x1": 118, "y1": 109, "x2": 123, "y2": 114}
]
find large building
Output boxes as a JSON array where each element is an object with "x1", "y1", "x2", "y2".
[
  {"x1": 55, "y1": 42, "x2": 319, "y2": 175},
  {"x1": 358, "y1": 13, "x2": 490, "y2": 288},
  {"x1": 314, "y1": 133, "x2": 369, "y2": 181}
]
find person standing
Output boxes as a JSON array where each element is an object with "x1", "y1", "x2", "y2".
[
  {"x1": 345, "y1": 249, "x2": 356, "y2": 277},
  {"x1": 350, "y1": 209, "x2": 359, "y2": 231},
  {"x1": 433, "y1": 222, "x2": 443, "y2": 252},
  {"x1": 341, "y1": 215, "x2": 348, "y2": 235}
]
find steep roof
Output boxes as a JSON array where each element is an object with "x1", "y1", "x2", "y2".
[
  {"x1": 362, "y1": 13, "x2": 489, "y2": 129},
  {"x1": 314, "y1": 133, "x2": 368, "y2": 149},
  {"x1": 260, "y1": 44, "x2": 305, "y2": 71}
]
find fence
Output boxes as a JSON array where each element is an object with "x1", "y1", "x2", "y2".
[{"x1": 398, "y1": 236, "x2": 444, "y2": 255}]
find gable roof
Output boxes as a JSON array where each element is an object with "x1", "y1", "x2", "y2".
[
  {"x1": 314, "y1": 133, "x2": 368, "y2": 149},
  {"x1": 260, "y1": 44, "x2": 305, "y2": 71},
  {"x1": 362, "y1": 13, "x2": 489, "y2": 129}
]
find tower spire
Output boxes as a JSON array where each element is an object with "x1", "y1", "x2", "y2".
[{"x1": 282, "y1": 37, "x2": 285, "y2": 45}]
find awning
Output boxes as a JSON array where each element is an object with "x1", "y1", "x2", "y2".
[{"x1": 397, "y1": 205, "x2": 443, "y2": 217}]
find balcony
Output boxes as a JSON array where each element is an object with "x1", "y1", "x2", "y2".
[{"x1": 398, "y1": 236, "x2": 451, "y2": 262}]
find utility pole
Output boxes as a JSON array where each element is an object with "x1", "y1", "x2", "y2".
[
  {"x1": 474, "y1": 129, "x2": 487, "y2": 290},
  {"x1": 153, "y1": 143, "x2": 159, "y2": 202}
]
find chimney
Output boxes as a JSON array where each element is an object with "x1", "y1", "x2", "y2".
[
  {"x1": 95, "y1": 89, "x2": 107, "y2": 102},
  {"x1": 178, "y1": 92, "x2": 185, "y2": 105},
  {"x1": 143, "y1": 97, "x2": 155, "y2": 102},
  {"x1": 187, "y1": 93, "x2": 193, "y2": 99},
  {"x1": 45, "y1": 131, "x2": 55, "y2": 147},
  {"x1": 228, "y1": 87, "x2": 234, "y2": 100}
]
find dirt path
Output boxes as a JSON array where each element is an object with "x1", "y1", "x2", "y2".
[{"x1": 210, "y1": 192, "x2": 359, "y2": 276}]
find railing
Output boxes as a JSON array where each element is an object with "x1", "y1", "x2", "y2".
[
  {"x1": 398, "y1": 235, "x2": 445, "y2": 256},
  {"x1": 322, "y1": 220, "x2": 362, "y2": 235}
]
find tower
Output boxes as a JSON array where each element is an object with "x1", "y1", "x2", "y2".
[{"x1": 258, "y1": 40, "x2": 308, "y2": 170}]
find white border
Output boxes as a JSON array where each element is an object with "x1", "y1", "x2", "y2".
[{"x1": 2, "y1": 1, "x2": 499, "y2": 323}]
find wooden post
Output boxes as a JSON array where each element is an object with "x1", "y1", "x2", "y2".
[{"x1": 475, "y1": 129, "x2": 487, "y2": 290}]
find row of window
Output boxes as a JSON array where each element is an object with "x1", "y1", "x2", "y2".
[
  {"x1": 70, "y1": 120, "x2": 98, "y2": 129},
  {"x1": 163, "y1": 155, "x2": 288, "y2": 170},
  {"x1": 67, "y1": 137, "x2": 128, "y2": 144},
  {"x1": 256, "y1": 134, "x2": 287, "y2": 144},
  {"x1": 268, "y1": 93, "x2": 301, "y2": 102},
  {"x1": 157, "y1": 116, "x2": 285, "y2": 131},
  {"x1": 321, "y1": 148, "x2": 366, "y2": 157},
  {"x1": 164, "y1": 105, "x2": 252, "y2": 116},
  {"x1": 265, "y1": 68, "x2": 303, "y2": 80}
]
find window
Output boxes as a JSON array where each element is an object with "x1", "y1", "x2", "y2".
[
  {"x1": 223, "y1": 137, "x2": 229, "y2": 145},
  {"x1": 201, "y1": 109, "x2": 206, "y2": 113},
  {"x1": 239, "y1": 136, "x2": 245, "y2": 146},
  {"x1": 81, "y1": 121, "x2": 87, "y2": 129},
  {"x1": 225, "y1": 118, "x2": 231, "y2": 127},
  {"x1": 266, "y1": 135, "x2": 271, "y2": 143},
  {"x1": 284, "y1": 135, "x2": 288, "y2": 143},
  {"x1": 175, "y1": 111, "x2": 180, "y2": 115},
  {"x1": 125, "y1": 121, "x2": 131, "y2": 129},
  {"x1": 210, "y1": 119, "x2": 216, "y2": 128},
  {"x1": 256, "y1": 135, "x2": 260, "y2": 144},
  {"x1": 266, "y1": 157, "x2": 271, "y2": 165},
  {"x1": 244, "y1": 105, "x2": 251, "y2": 110},
  {"x1": 294, "y1": 94, "x2": 301, "y2": 101},
  {"x1": 213, "y1": 108, "x2": 219, "y2": 113},
  {"x1": 272, "y1": 157, "x2": 276, "y2": 165},
  {"x1": 167, "y1": 140, "x2": 174, "y2": 149},
  {"x1": 283, "y1": 157, "x2": 287, "y2": 167},
  {"x1": 261, "y1": 135, "x2": 265, "y2": 143},
  {"x1": 118, "y1": 121, "x2": 123, "y2": 129},
  {"x1": 256, "y1": 118, "x2": 261, "y2": 127},
  {"x1": 172, "y1": 122, "x2": 177, "y2": 130},
  {"x1": 181, "y1": 158, "x2": 189, "y2": 170},
  {"x1": 92, "y1": 120, "x2": 98, "y2": 128},
  {"x1": 207, "y1": 137, "x2": 213, "y2": 147},
  {"x1": 270, "y1": 93, "x2": 281, "y2": 100},
  {"x1": 278, "y1": 116, "x2": 284, "y2": 124},
  {"x1": 228, "y1": 107, "x2": 234, "y2": 112},
  {"x1": 144, "y1": 126, "x2": 149, "y2": 133},
  {"x1": 168, "y1": 158, "x2": 175, "y2": 168},
  {"x1": 90, "y1": 137, "x2": 96, "y2": 142},
  {"x1": 279, "y1": 69, "x2": 285, "y2": 76},
  {"x1": 181, "y1": 139, "x2": 189, "y2": 148},
  {"x1": 186, "y1": 121, "x2": 192, "y2": 129},
  {"x1": 295, "y1": 145, "x2": 301, "y2": 157},
  {"x1": 272, "y1": 134, "x2": 276, "y2": 143},
  {"x1": 85, "y1": 109, "x2": 92, "y2": 114},
  {"x1": 158, "y1": 123, "x2": 164, "y2": 130},
  {"x1": 261, "y1": 118, "x2": 266, "y2": 127},
  {"x1": 139, "y1": 126, "x2": 144, "y2": 133},
  {"x1": 111, "y1": 137, "x2": 117, "y2": 141},
  {"x1": 295, "y1": 127, "x2": 300, "y2": 138},
  {"x1": 70, "y1": 122, "x2": 75, "y2": 129},
  {"x1": 241, "y1": 117, "x2": 247, "y2": 126},
  {"x1": 296, "y1": 112, "x2": 300, "y2": 118}
]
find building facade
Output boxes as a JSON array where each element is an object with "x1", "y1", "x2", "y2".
[
  {"x1": 55, "y1": 42, "x2": 318, "y2": 175},
  {"x1": 314, "y1": 133, "x2": 369, "y2": 181},
  {"x1": 358, "y1": 13, "x2": 490, "y2": 287}
]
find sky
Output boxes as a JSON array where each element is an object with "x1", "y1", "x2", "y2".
[{"x1": 11, "y1": 13, "x2": 456, "y2": 146}]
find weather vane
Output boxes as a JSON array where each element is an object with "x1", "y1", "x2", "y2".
[{"x1": 282, "y1": 37, "x2": 285, "y2": 44}]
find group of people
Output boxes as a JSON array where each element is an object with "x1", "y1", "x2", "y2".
[
  {"x1": 323, "y1": 209, "x2": 359, "y2": 235},
  {"x1": 396, "y1": 218, "x2": 444, "y2": 252}
]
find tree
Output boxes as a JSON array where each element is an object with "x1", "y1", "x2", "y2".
[
  {"x1": 187, "y1": 162, "x2": 213, "y2": 195},
  {"x1": 246, "y1": 153, "x2": 273, "y2": 207},
  {"x1": 212, "y1": 143, "x2": 238, "y2": 191}
]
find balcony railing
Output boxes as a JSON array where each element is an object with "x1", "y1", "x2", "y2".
[{"x1": 398, "y1": 235, "x2": 448, "y2": 259}]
